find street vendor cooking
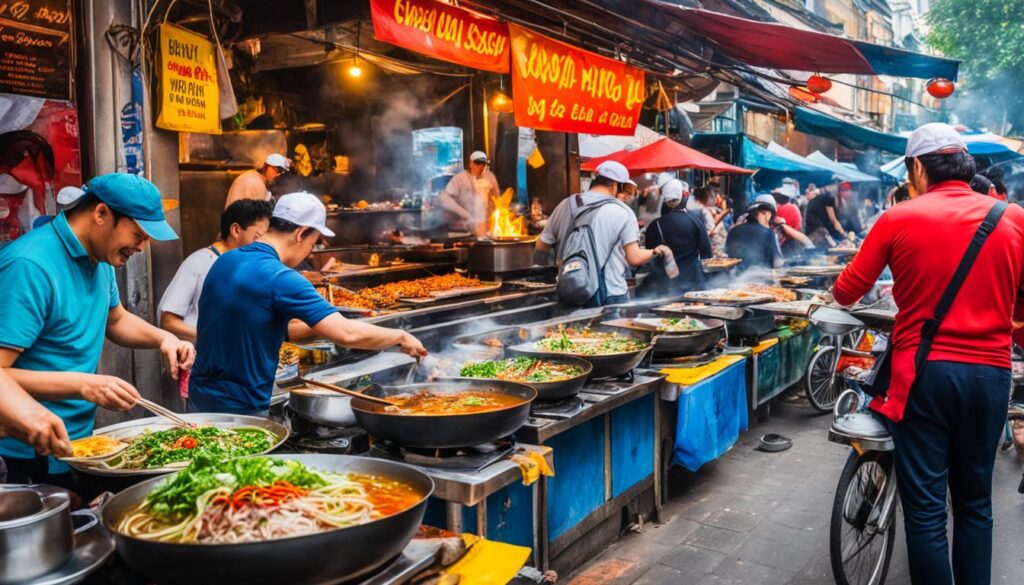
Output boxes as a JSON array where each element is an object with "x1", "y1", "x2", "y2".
[
  {"x1": 438, "y1": 150, "x2": 499, "y2": 236},
  {"x1": 832, "y1": 123, "x2": 1024, "y2": 584},
  {"x1": 188, "y1": 192, "x2": 427, "y2": 415},
  {"x1": 0, "y1": 173, "x2": 196, "y2": 487},
  {"x1": 224, "y1": 153, "x2": 291, "y2": 208}
]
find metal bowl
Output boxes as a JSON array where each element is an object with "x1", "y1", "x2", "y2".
[
  {"x1": 100, "y1": 455, "x2": 433, "y2": 585},
  {"x1": 602, "y1": 315, "x2": 726, "y2": 357}
]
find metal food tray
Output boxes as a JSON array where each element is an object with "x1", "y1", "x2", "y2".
[
  {"x1": 398, "y1": 282, "x2": 503, "y2": 304},
  {"x1": 755, "y1": 300, "x2": 816, "y2": 317},
  {"x1": 701, "y1": 259, "x2": 742, "y2": 273},
  {"x1": 69, "y1": 414, "x2": 289, "y2": 477},
  {"x1": 683, "y1": 289, "x2": 775, "y2": 306},
  {"x1": 786, "y1": 265, "x2": 846, "y2": 276}
]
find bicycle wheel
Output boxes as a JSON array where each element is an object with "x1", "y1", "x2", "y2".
[
  {"x1": 806, "y1": 345, "x2": 840, "y2": 412},
  {"x1": 830, "y1": 450, "x2": 896, "y2": 585}
]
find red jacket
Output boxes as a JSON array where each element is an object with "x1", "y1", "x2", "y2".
[{"x1": 834, "y1": 181, "x2": 1024, "y2": 422}]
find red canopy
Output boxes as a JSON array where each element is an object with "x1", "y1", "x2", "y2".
[{"x1": 581, "y1": 138, "x2": 754, "y2": 174}]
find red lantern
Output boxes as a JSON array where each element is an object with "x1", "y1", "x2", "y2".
[
  {"x1": 806, "y1": 75, "x2": 832, "y2": 94},
  {"x1": 926, "y1": 78, "x2": 955, "y2": 99}
]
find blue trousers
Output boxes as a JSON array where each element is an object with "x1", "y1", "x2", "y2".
[{"x1": 889, "y1": 361, "x2": 1009, "y2": 585}]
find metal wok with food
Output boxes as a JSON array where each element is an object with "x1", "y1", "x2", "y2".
[
  {"x1": 507, "y1": 324, "x2": 654, "y2": 379},
  {"x1": 69, "y1": 414, "x2": 288, "y2": 480},
  {"x1": 351, "y1": 380, "x2": 536, "y2": 448},
  {"x1": 456, "y1": 355, "x2": 593, "y2": 401},
  {"x1": 100, "y1": 454, "x2": 432, "y2": 585},
  {"x1": 603, "y1": 314, "x2": 725, "y2": 356}
]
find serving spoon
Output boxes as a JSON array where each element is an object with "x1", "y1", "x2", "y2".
[{"x1": 298, "y1": 378, "x2": 399, "y2": 407}]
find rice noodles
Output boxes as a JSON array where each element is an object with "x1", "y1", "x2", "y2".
[{"x1": 116, "y1": 456, "x2": 420, "y2": 544}]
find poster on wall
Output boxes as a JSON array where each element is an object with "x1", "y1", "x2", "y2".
[
  {"x1": 509, "y1": 24, "x2": 644, "y2": 136},
  {"x1": 155, "y1": 23, "x2": 220, "y2": 134},
  {"x1": 370, "y1": 0, "x2": 509, "y2": 73},
  {"x1": 0, "y1": 0, "x2": 73, "y2": 100}
]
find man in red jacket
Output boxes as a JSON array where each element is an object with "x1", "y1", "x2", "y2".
[{"x1": 833, "y1": 123, "x2": 1024, "y2": 585}]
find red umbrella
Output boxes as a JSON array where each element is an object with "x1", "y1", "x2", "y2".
[{"x1": 581, "y1": 138, "x2": 754, "y2": 174}]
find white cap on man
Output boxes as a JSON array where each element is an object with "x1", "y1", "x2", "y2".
[
  {"x1": 662, "y1": 179, "x2": 685, "y2": 204},
  {"x1": 265, "y1": 153, "x2": 291, "y2": 170},
  {"x1": 56, "y1": 185, "x2": 86, "y2": 207},
  {"x1": 595, "y1": 161, "x2": 636, "y2": 187},
  {"x1": 905, "y1": 123, "x2": 968, "y2": 158},
  {"x1": 748, "y1": 194, "x2": 777, "y2": 216},
  {"x1": 655, "y1": 172, "x2": 675, "y2": 189},
  {"x1": 273, "y1": 191, "x2": 336, "y2": 237},
  {"x1": 469, "y1": 150, "x2": 490, "y2": 164}
]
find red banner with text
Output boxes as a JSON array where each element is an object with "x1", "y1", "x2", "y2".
[
  {"x1": 510, "y1": 24, "x2": 644, "y2": 136},
  {"x1": 370, "y1": 0, "x2": 509, "y2": 73}
]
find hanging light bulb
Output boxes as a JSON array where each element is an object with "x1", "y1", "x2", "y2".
[
  {"x1": 806, "y1": 74, "x2": 832, "y2": 94},
  {"x1": 926, "y1": 78, "x2": 955, "y2": 99},
  {"x1": 490, "y1": 90, "x2": 513, "y2": 112},
  {"x1": 348, "y1": 59, "x2": 363, "y2": 78}
]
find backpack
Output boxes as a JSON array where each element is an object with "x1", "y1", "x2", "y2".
[{"x1": 556, "y1": 195, "x2": 620, "y2": 306}]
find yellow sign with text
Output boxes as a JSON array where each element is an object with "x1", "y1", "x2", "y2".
[{"x1": 156, "y1": 23, "x2": 220, "y2": 133}]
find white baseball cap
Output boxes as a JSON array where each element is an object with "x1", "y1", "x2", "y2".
[
  {"x1": 469, "y1": 150, "x2": 489, "y2": 163},
  {"x1": 656, "y1": 172, "x2": 675, "y2": 189},
  {"x1": 56, "y1": 185, "x2": 86, "y2": 206},
  {"x1": 273, "y1": 191, "x2": 335, "y2": 237},
  {"x1": 265, "y1": 153, "x2": 292, "y2": 170},
  {"x1": 905, "y1": 123, "x2": 967, "y2": 158},
  {"x1": 595, "y1": 161, "x2": 636, "y2": 186},
  {"x1": 748, "y1": 194, "x2": 777, "y2": 215},
  {"x1": 662, "y1": 179, "x2": 685, "y2": 203}
]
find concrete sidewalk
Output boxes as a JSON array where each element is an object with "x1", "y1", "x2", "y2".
[{"x1": 567, "y1": 401, "x2": 1024, "y2": 585}]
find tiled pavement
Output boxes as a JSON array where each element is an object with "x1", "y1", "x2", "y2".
[{"x1": 567, "y1": 401, "x2": 1024, "y2": 585}]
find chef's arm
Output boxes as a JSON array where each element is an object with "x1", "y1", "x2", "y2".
[
  {"x1": 107, "y1": 304, "x2": 196, "y2": 376},
  {"x1": 0, "y1": 367, "x2": 71, "y2": 457},
  {"x1": 779, "y1": 224, "x2": 815, "y2": 248},
  {"x1": 312, "y1": 313, "x2": 427, "y2": 358},
  {"x1": 159, "y1": 311, "x2": 196, "y2": 344},
  {"x1": 826, "y1": 206, "x2": 848, "y2": 238},
  {"x1": 437, "y1": 192, "x2": 473, "y2": 222},
  {"x1": 0, "y1": 348, "x2": 140, "y2": 412},
  {"x1": 624, "y1": 241, "x2": 672, "y2": 267},
  {"x1": 287, "y1": 319, "x2": 316, "y2": 341}
]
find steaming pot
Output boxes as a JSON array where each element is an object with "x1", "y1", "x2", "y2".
[{"x1": 468, "y1": 237, "x2": 537, "y2": 274}]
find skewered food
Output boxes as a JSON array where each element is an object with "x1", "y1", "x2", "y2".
[{"x1": 325, "y1": 274, "x2": 486, "y2": 310}]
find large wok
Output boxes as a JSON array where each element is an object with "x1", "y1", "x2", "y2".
[
  {"x1": 100, "y1": 455, "x2": 432, "y2": 585},
  {"x1": 506, "y1": 325, "x2": 654, "y2": 379},
  {"x1": 70, "y1": 414, "x2": 289, "y2": 496},
  {"x1": 602, "y1": 314, "x2": 725, "y2": 357},
  {"x1": 352, "y1": 380, "x2": 536, "y2": 449},
  {"x1": 451, "y1": 355, "x2": 593, "y2": 401}
]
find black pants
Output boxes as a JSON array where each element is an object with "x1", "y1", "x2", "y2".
[
  {"x1": 2, "y1": 455, "x2": 76, "y2": 491},
  {"x1": 889, "y1": 361, "x2": 1009, "y2": 585}
]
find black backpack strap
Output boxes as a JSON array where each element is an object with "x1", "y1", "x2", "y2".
[{"x1": 914, "y1": 201, "x2": 1008, "y2": 373}]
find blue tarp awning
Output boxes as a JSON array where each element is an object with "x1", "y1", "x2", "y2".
[
  {"x1": 742, "y1": 137, "x2": 831, "y2": 173},
  {"x1": 794, "y1": 107, "x2": 908, "y2": 154},
  {"x1": 806, "y1": 151, "x2": 880, "y2": 182},
  {"x1": 881, "y1": 142, "x2": 1023, "y2": 179}
]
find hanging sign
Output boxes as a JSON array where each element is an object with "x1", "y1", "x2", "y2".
[
  {"x1": 156, "y1": 23, "x2": 220, "y2": 134},
  {"x1": 509, "y1": 25, "x2": 644, "y2": 136},
  {"x1": 0, "y1": 0, "x2": 72, "y2": 99},
  {"x1": 370, "y1": 0, "x2": 509, "y2": 74}
]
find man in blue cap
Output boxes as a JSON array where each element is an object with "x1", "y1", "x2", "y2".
[{"x1": 0, "y1": 172, "x2": 196, "y2": 487}]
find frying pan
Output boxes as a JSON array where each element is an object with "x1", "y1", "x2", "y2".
[
  {"x1": 100, "y1": 455, "x2": 432, "y2": 585},
  {"x1": 351, "y1": 380, "x2": 536, "y2": 448},
  {"x1": 603, "y1": 315, "x2": 726, "y2": 356},
  {"x1": 451, "y1": 355, "x2": 593, "y2": 401},
  {"x1": 507, "y1": 322, "x2": 654, "y2": 379}
]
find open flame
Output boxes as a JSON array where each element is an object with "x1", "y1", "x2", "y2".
[{"x1": 489, "y1": 188, "x2": 526, "y2": 238}]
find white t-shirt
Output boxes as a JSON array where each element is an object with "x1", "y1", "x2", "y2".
[
  {"x1": 540, "y1": 192, "x2": 639, "y2": 297},
  {"x1": 158, "y1": 247, "x2": 219, "y2": 326}
]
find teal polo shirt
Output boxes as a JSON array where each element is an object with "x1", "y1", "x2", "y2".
[{"x1": 0, "y1": 212, "x2": 119, "y2": 469}]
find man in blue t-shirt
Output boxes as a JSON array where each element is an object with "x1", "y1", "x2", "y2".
[
  {"x1": 725, "y1": 196, "x2": 785, "y2": 271},
  {"x1": 189, "y1": 192, "x2": 427, "y2": 414},
  {"x1": 0, "y1": 173, "x2": 196, "y2": 486}
]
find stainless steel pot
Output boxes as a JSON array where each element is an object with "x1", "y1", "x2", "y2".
[
  {"x1": 468, "y1": 238, "x2": 536, "y2": 274},
  {"x1": 288, "y1": 390, "x2": 356, "y2": 426},
  {"x1": 0, "y1": 488, "x2": 96, "y2": 583}
]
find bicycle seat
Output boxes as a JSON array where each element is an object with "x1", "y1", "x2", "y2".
[{"x1": 832, "y1": 412, "x2": 890, "y2": 440}]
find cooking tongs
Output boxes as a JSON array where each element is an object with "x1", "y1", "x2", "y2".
[{"x1": 135, "y1": 397, "x2": 197, "y2": 428}]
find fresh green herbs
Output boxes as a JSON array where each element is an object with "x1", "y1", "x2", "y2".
[
  {"x1": 459, "y1": 356, "x2": 586, "y2": 383},
  {"x1": 118, "y1": 426, "x2": 274, "y2": 470}
]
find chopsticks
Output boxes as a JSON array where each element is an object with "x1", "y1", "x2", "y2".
[
  {"x1": 136, "y1": 397, "x2": 197, "y2": 428},
  {"x1": 299, "y1": 378, "x2": 398, "y2": 407}
]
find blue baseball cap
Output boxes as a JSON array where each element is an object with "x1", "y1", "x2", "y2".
[{"x1": 84, "y1": 173, "x2": 178, "y2": 241}]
